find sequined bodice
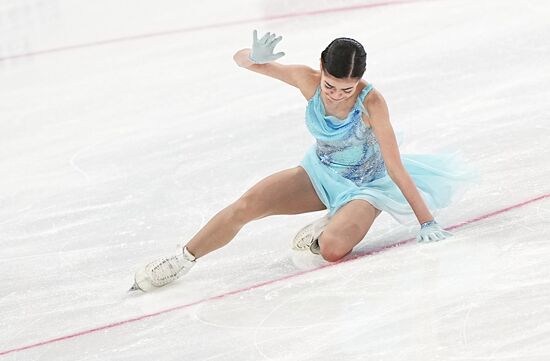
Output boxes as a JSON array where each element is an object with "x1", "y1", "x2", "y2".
[{"x1": 305, "y1": 85, "x2": 386, "y2": 185}]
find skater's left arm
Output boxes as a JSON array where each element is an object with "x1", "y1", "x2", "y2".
[{"x1": 364, "y1": 91, "x2": 434, "y2": 225}]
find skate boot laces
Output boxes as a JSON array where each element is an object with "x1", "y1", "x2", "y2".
[
  {"x1": 292, "y1": 214, "x2": 330, "y2": 251},
  {"x1": 146, "y1": 246, "x2": 196, "y2": 287}
]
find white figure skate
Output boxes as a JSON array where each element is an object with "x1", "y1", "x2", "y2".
[
  {"x1": 130, "y1": 246, "x2": 196, "y2": 292},
  {"x1": 291, "y1": 214, "x2": 330, "y2": 254}
]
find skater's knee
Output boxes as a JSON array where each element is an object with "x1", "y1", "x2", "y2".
[
  {"x1": 318, "y1": 231, "x2": 352, "y2": 262},
  {"x1": 319, "y1": 246, "x2": 347, "y2": 263}
]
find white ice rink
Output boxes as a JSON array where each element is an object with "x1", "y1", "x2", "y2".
[{"x1": 1, "y1": 0, "x2": 550, "y2": 359}]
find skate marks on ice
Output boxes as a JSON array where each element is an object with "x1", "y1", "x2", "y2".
[
  {"x1": 189, "y1": 197, "x2": 550, "y2": 360},
  {"x1": 5, "y1": 194, "x2": 550, "y2": 356}
]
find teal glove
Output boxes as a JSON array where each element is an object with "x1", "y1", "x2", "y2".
[
  {"x1": 416, "y1": 220, "x2": 453, "y2": 243},
  {"x1": 249, "y1": 30, "x2": 285, "y2": 64}
]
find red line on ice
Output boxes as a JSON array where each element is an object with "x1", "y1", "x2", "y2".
[
  {"x1": 1, "y1": 192, "x2": 549, "y2": 357},
  {"x1": 0, "y1": 0, "x2": 427, "y2": 62}
]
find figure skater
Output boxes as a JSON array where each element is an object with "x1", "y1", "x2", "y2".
[{"x1": 130, "y1": 30, "x2": 465, "y2": 292}]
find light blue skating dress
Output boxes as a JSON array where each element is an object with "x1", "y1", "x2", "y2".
[{"x1": 300, "y1": 84, "x2": 469, "y2": 224}]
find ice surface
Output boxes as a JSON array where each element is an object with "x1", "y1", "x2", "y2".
[{"x1": 1, "y1": 0, "x2": 550, "y2": 360}]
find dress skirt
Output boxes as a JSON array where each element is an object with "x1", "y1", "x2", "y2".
[{"x1": 300, "y1": 145, "x2": 471, "y2": 224}]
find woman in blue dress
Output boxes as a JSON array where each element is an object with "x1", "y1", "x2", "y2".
[{"x1": 131, "y1": 30, "x2": 465, "y2": 292}]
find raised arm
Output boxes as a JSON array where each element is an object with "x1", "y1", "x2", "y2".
[{"x1": 233, "y1": 30, "x2": 317, "y2": 100}]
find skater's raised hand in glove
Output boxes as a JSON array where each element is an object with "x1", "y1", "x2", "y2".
[
  {"x1": 416, "y1": 220, "x2": 453, "y2": 243},
  {"x1": 249, "y1": 30, "x2": 285, "y2": 64}
]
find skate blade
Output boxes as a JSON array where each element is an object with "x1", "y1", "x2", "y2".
[{"x1": 128, "y1": 282, "x2": 142, "y2": 292}]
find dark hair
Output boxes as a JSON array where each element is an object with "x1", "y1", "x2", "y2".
[{"x1": 321, "y1": 37, "x2": 367, "y2": 79}]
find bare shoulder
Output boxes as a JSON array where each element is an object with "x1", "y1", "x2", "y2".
[
  {"x1": 293, "y1": 66, "x2": 320, "y2": 100},
  {"x1": 364, "y1": 88, "x2": 388, "y2": 112},
  {"x1": 363, "y1": 88, "x2": 390, "y2": 127}
]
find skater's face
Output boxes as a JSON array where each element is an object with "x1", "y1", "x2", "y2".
[{"x1": 320, "y1": 68, "x2": 360, "y2": 103}]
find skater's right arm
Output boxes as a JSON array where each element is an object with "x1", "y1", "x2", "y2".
[{"x1": 233, "y1": 30, "x2": 317, "y2": 100}]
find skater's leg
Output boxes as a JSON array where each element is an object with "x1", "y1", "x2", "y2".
[
  {"x1": 132, "y1": 167, "x2": 324, "y2": 291},
  {"x1": 186, "y1": 166, "x2": 325, "y2": 258},
  {"x1": 317, "y1": 200, "x2": 381, "y2": 262}
]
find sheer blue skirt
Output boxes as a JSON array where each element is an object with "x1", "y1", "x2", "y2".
[{"x1": 300, "y1": 146, "x2": 472, "y2": 224}]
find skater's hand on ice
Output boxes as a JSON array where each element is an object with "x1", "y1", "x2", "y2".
[
  {"x1": 416, "y1": 220, "x2": 453, "y2": 243},
  {"x1": 249, "y1": 30, "x2": 285, "y2": 64}
]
